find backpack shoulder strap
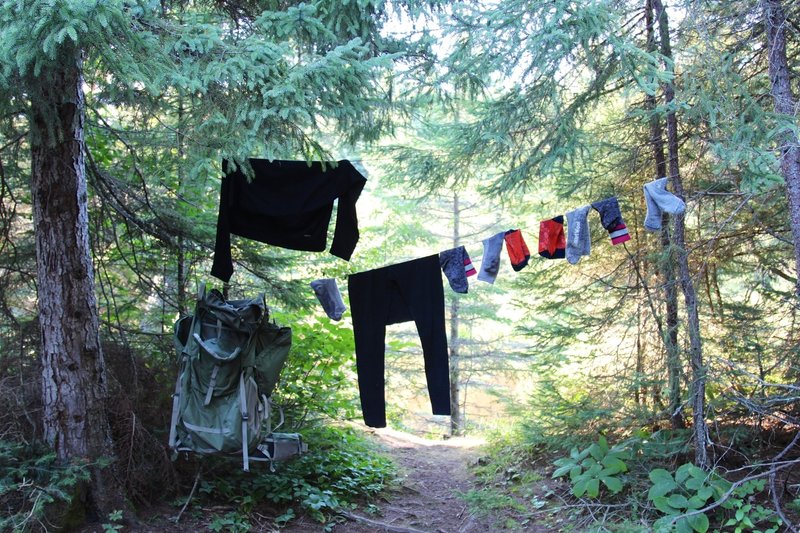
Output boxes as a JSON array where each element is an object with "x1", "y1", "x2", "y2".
[
  {"x1": 169, "y1": 304, "x2": 202, "y2": 450},
  {"x1": 168, "y1": 359, "x2": 184, "y2": 450},
  {"x1": 239, "y1": 372, "x2": 250, "y2": 472}
]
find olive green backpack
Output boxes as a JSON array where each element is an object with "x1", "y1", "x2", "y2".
[{"x1": 168, "y1": 285, "x2": 293, "y2": 471}]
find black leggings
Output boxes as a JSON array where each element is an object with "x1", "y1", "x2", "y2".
[{"x1": 348, "y1": 255, "x2": 451, "y2": 427}]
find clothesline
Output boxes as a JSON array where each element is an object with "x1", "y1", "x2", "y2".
[
  {"x1": 308, "y1": 201, "x2": 620, "y2": 321},
  {"x1": 205, "y1": 158, "x2": 687, "y2": 429},
  {"x1": 207, "y1": 157, "x2": 686, "y2": 316}
]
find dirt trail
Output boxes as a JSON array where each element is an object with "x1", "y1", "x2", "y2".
[
  {"x1": 284, "y1": 427, "x2": 550, "y2": 533},
  {"x1": 338, "y1": 428, "x2": 495, "y2": 533}
]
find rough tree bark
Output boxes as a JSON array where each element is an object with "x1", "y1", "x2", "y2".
[
  {"x1": 652, "y1": 0, "x2": 709, "y2": 468},
  {"x1": 28, "y1": 49, "x2": 125, "y2": 519},
  {"x1": 762, "y1": 0, "x2": 800, "y2": 298},
  {"x1": 645, "y1": 0, "x2": 684, "y2": 430}
]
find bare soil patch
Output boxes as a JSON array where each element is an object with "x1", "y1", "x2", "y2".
[
  {"x1": 282, "y1": 427, "x2": 553, "y2": 533},
  {"x1": 331, "y1": 428, "x2": 496, "y2": 533}
]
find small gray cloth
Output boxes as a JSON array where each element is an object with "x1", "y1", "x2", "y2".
[
  {"x1": 477, "y1": 232, "x2": 505, "y2": 284},
  {"x1": 644, "y1": 177, "x2": 686, "y2": 231},
  {"x1": 439, "y1": 246, "x2": 475, "y2": 294},
  {"x1": 310, "y1": 278, "x2": 346, "y2": 320},
  {"x1": 566, "y1": 205, "x2": 591, "y2": 265}
]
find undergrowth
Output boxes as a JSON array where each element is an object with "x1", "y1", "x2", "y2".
[
  {"x1": 191, "y1": 424, "x2": 395, "y2": 528},
  {"x1": 464, "y1": 422, "x2": 789, "y2": 532},
  {"x1": 0, "y1": 440, "x2": 97, "y2": 532}
]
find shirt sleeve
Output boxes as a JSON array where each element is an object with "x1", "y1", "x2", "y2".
[{"x1": 329, "y1": 162, "x2": 367, "y2": 261}]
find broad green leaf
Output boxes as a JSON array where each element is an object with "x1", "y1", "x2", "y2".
[
  {"x1": 676, "y1": 463, "x2": 694, "y2": 484},
  {"x1": 601, "y1": 476, "x2": 623, "y2": 493},
  {"x1": 650, "y1": 469, "x2": 675, "y2": 485},
  {"x1": 598, "y1": 435, "x2": 609, "y2": 454},
  {"x1": 687, "y1": 495, "x2": 706, "y2": 509},
  {"x1": 608, "y1": 449, "x2": 632, "y2": 461},
  {"x1": 588, "y1": 443, "x2": 603, "y2": 461},
  {"x1": 696, "y1": 487, "x2": 713, "y2": 501},
  {"x1": 667, "y1": 494, "x2": 689, "y2": 509},
  {"x1": 586, "y1": 463, "x2": 603, "y2": 476},
  {"x1": 685, "y1": 477, "x2": 704, "y2": 490},
  {"x1": 573, "y1": 478, "x2": 588, "y2": 498},
  {"x1": 601, "y1": 455, "x2": 627, "y2": 473},
  {"x1": 654, "y1": 516, "x2": 677, "y2": 532},
  {"x1": 552, "y1": 463, "x2": 575, "y2": 478},
  {"x1": 585, "y1": 478, "x2": 600, "y2": 498},
  {"x1": 652, "y1": 496, "x2": 675, "y2": 514},
  {"x1": 675, "y1": 517, "x2": 693, "y2": 533},
  {"x1": 649, "y1": 479, "x2": 678, "y2": 500},
  {"x1": 686, "y1": 513, "x2": 709, "y2": 533}
]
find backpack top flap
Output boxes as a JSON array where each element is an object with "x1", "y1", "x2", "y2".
[
  {"x1": 201, "y1": 288, "x2": 265, "y2": 334},
  {"x1": 192, "y1": 287, "x2": 266, "y2": 363}
]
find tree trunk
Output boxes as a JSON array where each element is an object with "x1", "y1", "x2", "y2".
[
  {"x1": 652, "y1": 0, "x2": 709, "y2": 469},
  {"x1": 763, "y1": 0, "x2": 800, "y2": 298},
  {"x1": 645, "y1": 0, "x2": 684, "y2": 430},
  {"x1": 449, "y1": 192, "x2": 463, "y2": 436},
  {"x1": 28, "y1": 49, "x2": 125, "y2": 519},
  {"x1": 176, "y1": 98, "x2": 188, "y2": 317}
]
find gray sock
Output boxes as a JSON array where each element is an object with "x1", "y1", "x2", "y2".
[
  {"x1": 644, "y1": 177, "x2": 686, "y2": 231},
  {"x1": 310, "y1": 278, "x2": 346, "y2": 320},
  {"x1": 566, "y1": 205, "x2": 591, "y2": 265},
  {"x1": 439, "y1": 246, "x2": 475, "y2": 294},
  {"x1": 477, "y1": 232, "x2": 505, "y2": 284}
]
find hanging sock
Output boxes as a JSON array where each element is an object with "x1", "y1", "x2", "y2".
[
  {"x1": 310, "y1": 278, "x2": 347, "y2": 320},
  {"x1": 477, "y1": 231, "x2": 506, "y2": 284},
  {"x1": 538, "y1": 216, "x2": 566, "y2": 259},
  {"x1": 643, "y1": 177, "x2": 686, "y2": 231},
  {"x1": 565, "y1": 205, "x2": 591, "y2": 265},
  {"x1": 504, "y1": 229, "x2": 531, "y2": 271},
  {"x1": 591, "y1": 197, "x2": 630, "y2": 245},
  {"x1": 439, "y1": 246, "x2": 476, "y2": 294}
]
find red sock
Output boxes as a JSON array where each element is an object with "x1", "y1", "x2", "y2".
[
  {"x1": 538, "y1": 216, "x2": 566, "y2": 259},
  {"x1": 504, "y1": 229, "x2": 530, "y2": 271}
]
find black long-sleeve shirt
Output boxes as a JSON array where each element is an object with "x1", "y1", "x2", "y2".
[{"x1": 211, "y1": 159, "x2": 367, "y2": 282}]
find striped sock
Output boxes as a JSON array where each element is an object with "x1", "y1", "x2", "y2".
[
  {"x1": 609, "y1": 223, "x2": 630, "y2": 245},
  {"x1": 465, "y1": 256, "x2": 477, "y2": 277}
]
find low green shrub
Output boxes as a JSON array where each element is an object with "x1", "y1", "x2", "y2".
[
  {"x1": 270, "y1": 314, "x2": 360, "y2": 424},
  {"x1": 0, "y1": 440, "x2": 95, "y2": 532},
  {"x1": 719, "y1": 478, "x2": 781, "y2": 533},
  {"x1": 197, "y1": 424, "x2": 395, "y2": 525},
  {"x1": 552, "y1": 435, "x2": 630, "y2": 498},
  {"x1": 648, "y1": 465, "x2": 781, "y2": 533}
]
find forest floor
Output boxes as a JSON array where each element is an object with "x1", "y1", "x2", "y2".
[
  {"x1": 131, "y1": 427, "x2": 559, "y2": 532},
  {"x1": 281, "y1": 427, "x2": 555, "y2": 533}
]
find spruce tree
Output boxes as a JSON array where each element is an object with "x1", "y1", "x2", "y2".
[{"x1": 0, "y1": 0, "x2": 435, "y2": 520}]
